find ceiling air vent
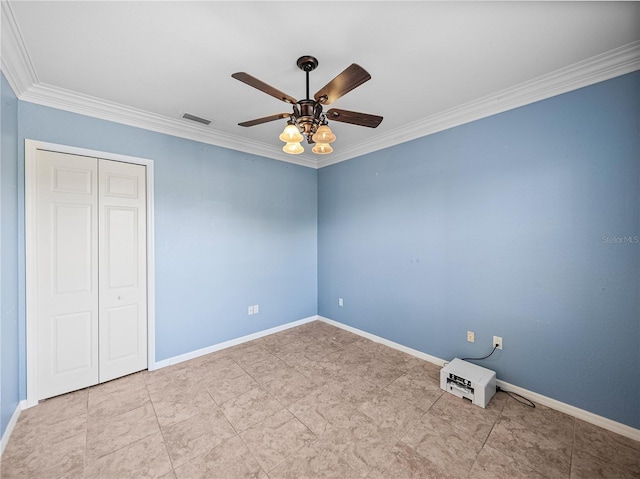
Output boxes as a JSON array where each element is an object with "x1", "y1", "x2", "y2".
[{"x1": 182, "y1": 113, "x2": 213, "y2": 125}]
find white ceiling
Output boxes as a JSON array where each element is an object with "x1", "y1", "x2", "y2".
[{"x1": 2, "y1": 1, "x2": 639, "y2": 168}]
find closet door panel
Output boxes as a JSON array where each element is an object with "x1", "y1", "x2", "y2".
[
  {"x1": 98, "y1": 160, "x2": 148, "y2": 382},
  {"x1": 52, "y1": 311, "x2": 94, "y2": 374},
  {"x1": 36, "y1": 150, "x2": 99, "y2": 399},
  {"x1": 53, "y1": 203, "x2": 93, "y2": 293},
  {"x1": 105, "y1": 206, "x2": 138, "y2": 288},
  {"x1": 104, "y1": 304, "x2": 140, "y2": 361}
]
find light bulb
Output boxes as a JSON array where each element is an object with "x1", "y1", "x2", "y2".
[
  {"x1": 283, "y1": 142, "x2": 304, "y2": 154},
  {"x1": 312, "y1": 124, "x2": 336, "y2": 144},
  {"x1": 279, "y1": 123, "x2": 303, "y2": 143},
  {"x1": 312, "y1": 142, "x2": 333, "y2": 155}
]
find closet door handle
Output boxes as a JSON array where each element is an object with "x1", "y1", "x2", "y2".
[{"x1": 118, "y1": 296, "x2": 124, "y2": 301}]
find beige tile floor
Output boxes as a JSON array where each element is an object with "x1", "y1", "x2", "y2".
[{"x1": 2, "y1": 320, "x2": 639, "y2": 478}]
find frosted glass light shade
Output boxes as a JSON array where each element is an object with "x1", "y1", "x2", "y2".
[
  {"x1": 279, "y1": 123, "x2": 303, "y2": 143},
  {"x1": 312, "y1": 124, "x2": 336, "y2": 143},
  {"x1": 312, "y1": 142, "x2": 333, "y2": 155},
  {"x1": 283, "y1": 142, "x2": 304, "y2": 154}
]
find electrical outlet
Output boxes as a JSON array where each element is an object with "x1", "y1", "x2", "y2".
[
  {"x1": 338, "y1": 298, "x2": 343, "y2": 307},
  {"x1": 493, "y1": 336, "x2": 503, "y2": 350},
  {"x1": 248, "y1": 306, "x2": 254, "y2": 315},
  {"x1": 467, "y1": 331, "x2": 475, "y2": 343},
  {"x1": 254, "y1": 304, "x2": 259, "y2": 314}
]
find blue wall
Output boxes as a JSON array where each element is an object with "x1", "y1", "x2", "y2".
[
  {"x1": 1, "y1": 71, "x2": 638, "y2": 439},
  {"x1": 1, "y1": 73, "x2": 20, "y2": 438},
  {"x1": 15, "y1": 102, "x2": 318, "y2": 392},
  {"x1": 318, "y1": 71, "x2": 640, "y2": 429}
]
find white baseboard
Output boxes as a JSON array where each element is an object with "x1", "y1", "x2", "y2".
[
  {"x1": 320, "y1": 316, "x2": 448, "y2": 368},
  {"x1": 152, "y1": 315, "x2": 319, "y2": 370},
  {"x1": 318, "y1": 316, "x2": 640, "y2": 442},
  {"x1": 1, "y1": 400, "x2": 26, "y2": 457},
  {"x1": 494, "y1": 379, "x2": 640, "y2": 442}
]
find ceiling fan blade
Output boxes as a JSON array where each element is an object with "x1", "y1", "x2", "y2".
[
  {"x1": 232, "y1": 72, "x2": 297, "y2": 104},
  {"x1": 314, "y1": 64, "x2": 371, "y2": 105},
  {"x1": 238, "y1": 113, "x2": 291, "y2": 127},
  {"x1": 326, "y1": 108, "x2": 383, "y2": 128}
]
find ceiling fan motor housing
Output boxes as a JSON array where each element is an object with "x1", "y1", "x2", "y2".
[{"x1": 295, "y1": 99, "x2": 322, "y2": 141}]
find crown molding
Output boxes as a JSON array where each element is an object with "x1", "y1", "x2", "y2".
[
  {"x1": 1, "y1": 0, "x2": 39, "y2": 95},
  {"x1": 19, "y1": 82, "x2": 319, "y2": 168},
  {"x1": 316, "y1": 41, "x2": 640, "y2": 168},
  {"x1": 2, "y1": 0, "x2": 638, "y2": 171}
]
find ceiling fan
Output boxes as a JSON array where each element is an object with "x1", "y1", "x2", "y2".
[{"x1": 232, "y1": 56, "x2": 383, "y2": 155}]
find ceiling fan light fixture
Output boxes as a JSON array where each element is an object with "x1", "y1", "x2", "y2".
[
  {"x1": 283, "y1": 142, "x2": 304, "y2": 155},
  {"x1": 233, "y1": 56, "x2": 382, "y2": 159},
  {"x1": 312, "y1": 143, "x2": 333, "y2": 155},
  {"x1": 312, "y1": 124, "x2": 336, "y2": 144},
  {"x1": 279, "y1": 122, "x2": 303, "y2": 143}
]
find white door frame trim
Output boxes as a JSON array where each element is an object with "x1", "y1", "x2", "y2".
[{"x1": 24, "y1": 139, "x2": 156, "y2": 408}]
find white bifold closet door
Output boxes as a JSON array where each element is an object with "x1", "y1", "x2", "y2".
[{"x1": 36, "y1": 150, "x2": 147, "y2": 400}]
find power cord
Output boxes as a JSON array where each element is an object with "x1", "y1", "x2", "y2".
[
  {"x1": 496, "y1": 385, "x2": 535, "y2": 408},
  {"x1": 461, "y1": 344, "x2": 498, "y2": 362},
  {"x1": 459, "y1": 344, "x2": 536, "y2": 408}
]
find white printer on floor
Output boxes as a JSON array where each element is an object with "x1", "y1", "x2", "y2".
[{"x1": 440, "y1": 358, "x2": 496, "y2": 408}]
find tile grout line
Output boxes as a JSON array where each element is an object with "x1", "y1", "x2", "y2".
[
  {"x1": 470, "y1": 393, "x2": 510, "y2": 477},
  {"x1": 568, "y1": 417, "x2": 578, "y2": 478},
  {"x1": 144, "y1": 374, "x2": 178, "y2": 477},
  {"x1": 234, "y1": 420, "x2": 269, "y2": 477},
  {"x1": 83, "y1": 391, "x2": 89, "y2": 478},
  {"x1": 203, "y1": 349, "x2": 292, "y2": 477}
]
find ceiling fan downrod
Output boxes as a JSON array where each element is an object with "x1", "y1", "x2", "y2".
[
  {"x1": 296, "y1": 55, "x2": 318, "y2": 100},
  {"x1": 294, "y1": 56, "x2": 324, "y2": 142}
]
